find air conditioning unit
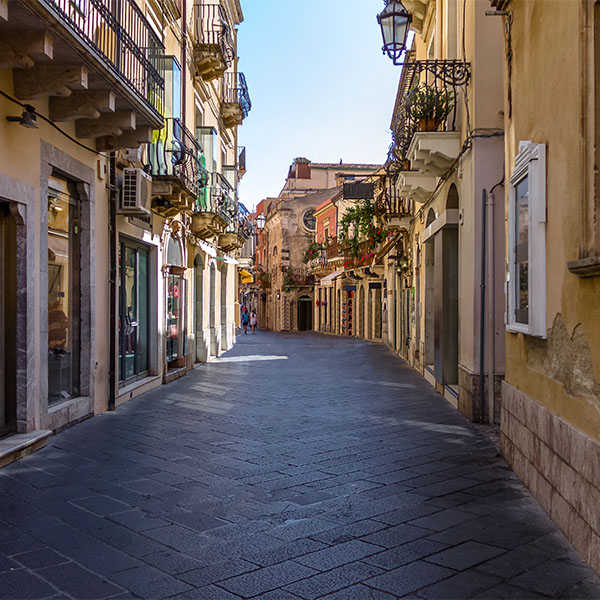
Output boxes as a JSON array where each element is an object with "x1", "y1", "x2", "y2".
[{"x1": 120, "y1": 168, "x2": 152, "y2": 216}]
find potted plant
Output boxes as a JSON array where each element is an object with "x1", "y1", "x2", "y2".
[{"x1": 408, "y1": 84, "x2": 454, "y2": 132}]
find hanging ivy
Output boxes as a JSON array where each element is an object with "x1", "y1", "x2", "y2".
[{"x1": 302, "y1": 241, "x2": 325, "y2": 264}]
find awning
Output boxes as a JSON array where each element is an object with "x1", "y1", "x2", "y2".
[
  {"x1": 240, "y1": 269, "x2": 254, "y2": 284},
  {"x1": 376, "y1": 233, "x2": 401, "y2": 261},
  {"x1": 319, "y1": 268, "x2": 345, "y2": 287}
]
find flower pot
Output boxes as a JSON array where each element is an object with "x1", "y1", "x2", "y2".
[{"x1": 418, "y1": 118, "x2": 443, "y2": 132}]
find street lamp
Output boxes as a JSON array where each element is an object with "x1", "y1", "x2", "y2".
[
  {"x1": 255, "y1": 213, "x2": 265, "y2": 231},
  {"x1": 377, "y1": 0, "x2": 412, "y2": 64}
]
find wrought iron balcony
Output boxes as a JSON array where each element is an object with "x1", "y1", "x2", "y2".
[
  {"x1": 2, "y1": 0, "x2": 165, "y2": 145},
  {"x1": 212, "y1": 172, "x2": 237, "y2": 222},
  {"x1": 374, "y1": 174, "x2": 413, "y2": 218},
  {"x1": 146, "y1": 118, "x2": 207, "y2": 212},
  {"x1": 390, "y1": 55, "x2": 470, "y2": 163},
  {"x1": 191, "y1": 2, "x2": 234, "y2": 81},
  {"x1": 221, "y1": 72, "x2": 252, "y2": 128}
]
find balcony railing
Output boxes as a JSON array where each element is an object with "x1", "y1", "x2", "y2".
[
  {"x1": 223, "y1": 72, "x2": 252, "y2": 118},
  {"x1": 236, "y1": 202, "x2": 253, "y2": 239},
  {"x1": 42, "y1": 0, "x2": 164, "y2": 120},
  {"x1": 146, "y1": 118, "x2": 207, "y2": 198},
  {"x1": 375, "y1": 175, "x2": 413, "y2": 217},
  {"x1": 191, "y1": 2, "x2": 234, "y2": 73},
  {"x1": 211, "y1": 172, "x2": 237, "y2": 221},
  {"x1": 390, "y1": 55, "x2": 470, "y2": 161}
]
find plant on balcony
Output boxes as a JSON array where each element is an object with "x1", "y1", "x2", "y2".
[
  {"x1": 339, "y1": 199, "x2": 387, "y2": 258},
  {"x1": 302, "y1": 241, "x2": 325, "y2": 264},
  {"x1": 257, "y1": 271, "x2": 271, "y2": 289},
  {"x1": 408, "y1": 84, "x2": 455, "y2": 132},
  {"x1": 282, "y1": 267, "x2": 301, "y2": 291}
]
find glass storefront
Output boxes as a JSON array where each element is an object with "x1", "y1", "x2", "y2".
[
  {"x1": 118, "y1": 240, "x2": 149, "y2": 382},
  {"x1": 48, "y1": 177, "x2": 80, "y2": 404},
  {"x1": 166, "y1": 273, "x2": 181, "y2": 363}
]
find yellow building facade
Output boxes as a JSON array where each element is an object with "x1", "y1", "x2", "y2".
[{"x1": 494, "y1": 0, "x2": 600, "y2": 573}]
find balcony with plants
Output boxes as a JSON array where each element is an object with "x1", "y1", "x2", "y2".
[
  {"x1": 374, "y1": 170, "x2": 413, "y2": 231},
  {"x1": 192, "y1": 172, "x2": 235, "y2": 239},
  {"x1": 219, "y1": 202, "x2": 253, "y2": 253},
  {"x1": 221, "y1": 72, "x2": 252, "y2": 128},
  {"x1": 1, "y1": 0, "x2": 165, "y2": 150},
  {"x1": 191, "y1": 2, "x2": 234, "y2": 81},
  {"x1": 146, "y1": 118, "x2": 207, "y2": 216},
  {"x1": 389, "y1": 54, "x2": 470, "y2": 203}
]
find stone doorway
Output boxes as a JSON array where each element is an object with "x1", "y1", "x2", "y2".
[{"x1": 297, "y1": 296, "x2": 312, "y2": 331}]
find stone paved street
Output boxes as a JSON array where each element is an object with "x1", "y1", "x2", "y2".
[{"x1": 1, "y1": 332, "x2": 600, "y2": 599}]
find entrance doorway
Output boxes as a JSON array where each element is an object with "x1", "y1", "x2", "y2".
[
  {"x1": 298, "y1": 296, "x2": 312, "y2": 331},
  {"x1": 0, "y1": 204, "x2": 16, "y2": 437},
  {"x1": 118, "y1": 240, "x2": 149, "y2": 383},
  {"x1": 358, "y1": 286, "x2": 365, "y2": 338}
]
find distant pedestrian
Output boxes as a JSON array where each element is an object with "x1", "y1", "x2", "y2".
[
  {"x1": 242, "y1": 308, "x2": 250, "y2": 334},
  {"x1": 250, "y1": 311, "x2": 257, "y2": 334}
]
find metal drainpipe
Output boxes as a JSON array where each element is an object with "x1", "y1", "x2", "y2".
[
  {"x1": 479, "y1": 189, "x2": 487, "y2": 424},
  {"x1": 108, "y1": 153, "x2": 117, "y2": 411},
  {"x1": 487, "y1": 190, "x2": 496, "y2": 424}
]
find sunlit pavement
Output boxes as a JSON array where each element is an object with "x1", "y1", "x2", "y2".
[{"x1": 1, "y1": 332, "x2": 600, "y2": 600}]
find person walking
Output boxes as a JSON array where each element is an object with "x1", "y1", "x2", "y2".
[
  {"x1": 242, "y1": 307, "x2": 250, "y2": 334},
  {"x1": 250, "y1": 311, "x2": 257, "y2": 334}
]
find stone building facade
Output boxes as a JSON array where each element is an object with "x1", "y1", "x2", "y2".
[{"x1": 0, "y1": 0, "x2": 251, "y2": 465}]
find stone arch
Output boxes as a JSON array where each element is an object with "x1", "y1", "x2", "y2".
[
  {"x1": 426, "y1": 208, "x2": 436, "y2": 227},
  {"x1": 446, "y1": 183, "x2": 459, "y2": 210}
]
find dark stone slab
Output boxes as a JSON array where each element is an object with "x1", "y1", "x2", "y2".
[
  {"x1": 0, "y1": 569, "x2": 57, "y2": 599},
  {"x1": 36, "y1": 563, "x2": 124, "y2": 599},
  {"x1": 71, "y1": 496, "x2": 131, "y2": 517},
  {"x1": 424, "y1": 540, "x2": 506, "y2": 570},
  {"x1": 13, "y1": 549, "x2": 68, "y2": 570},
  {"x1": 295, "y1": 540, "x2": 383, "y2": 571}
]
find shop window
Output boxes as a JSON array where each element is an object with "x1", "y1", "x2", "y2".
[
  {"x1": 118, "y1": 240, "x2": 149, "y2": 383},
  {"x1": 507, "y1": 141, "x2": 546, "y2": 338},
  {"x1": 48, "y1": 177, "x2": 80, "y2": 404}
]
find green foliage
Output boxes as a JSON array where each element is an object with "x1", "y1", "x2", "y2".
[
  {"x1": 338, "y1": 199, "x2": 388, "y2": 258},
  {"x1": 257, "y1": 271, "x2": 270, "y2": 289},
  {"x1": 302, "y1": 241, "x2": 325, "y2": 264},
  {"x1": 408, "y1": 84, "x2": 454, "y2": 124}
]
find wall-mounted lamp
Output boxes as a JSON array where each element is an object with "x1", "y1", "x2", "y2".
[
  {"x1": 255, "y1": 213, "x2": 265, "y2": 231},
  {"x1": 6, "y1": 104, "x2": 39, "y2": 129},
  {"x1": 48, "y1": 198, "x2": 64, "y2": 213},
  {"x1": 377, "y1": 1, "x2": 412, "y2": 64}
]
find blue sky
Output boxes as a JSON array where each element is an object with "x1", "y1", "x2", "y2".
[{"x1": 236, "y1": 0, "x2": 401, "y2": 210}]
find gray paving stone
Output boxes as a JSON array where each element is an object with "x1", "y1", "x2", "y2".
[
  {"x1": 36, "y1": 563, "x2": 124, "y2": 599},
  {"x1": 295, "y1": 540, "x2": 383, "y2": 571},
  {"x1": 218, "y1": 560, "x2": 318, "y2": 597},
  {"x1": 416, "y1": 569, "x2": 501, "y2": 598},
  {"x1": 363, "y1": 538, "x2": 450, "y2": 570},
  {"x1": 0, "y1": 569, "x2": 58, "y2": 599},
  {"x1": 2, "y1": 332, "x2": 599, "y2": 599},
  {"x1": 424, "y1": 540, "x2": 506, "y2": 570},
  {"x1": 321, "y1": 584, "x2": 397, "y2": 599},
  {"x1": 12, "y1": 549, "x2": 69, "y2": 570},
  {"x1": 283, "y1": 561, "x2": 384, "y2": 600},
  {"x1": 365, "y1": 560, "x2": 455, "y2": 597}
]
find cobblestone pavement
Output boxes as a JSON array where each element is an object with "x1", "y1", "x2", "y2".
[{"x1": 2, "y1": 332, "x2": 600, "y2": 600}]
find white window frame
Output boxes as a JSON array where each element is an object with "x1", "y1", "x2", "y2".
[{"x1": 507, "y1": 141, "x2": 547, "y2": 338}]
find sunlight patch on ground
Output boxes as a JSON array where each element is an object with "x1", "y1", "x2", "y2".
[
  {"x1": 349, "y1": 379, "x2": 415, "y2": 389},
  {"x1": 213, "y1": 355, "x2": 289, "y2": 363}
]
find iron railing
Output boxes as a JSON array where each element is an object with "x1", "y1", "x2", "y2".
[
  {"x1": 375, "y1": 174, "x2": 413, "y2": 216},
  {"x1": 211, "y1": 172, "x2": 237, "y2": 221},
  {"x1": 390, "y1": 54, "x2": 470, "y2": 160},
  {"x1": 146, "y1": 118, "x2": 207, "y2": 198},
  {"x1": 236, "y1": 202, "x2": 253, "y2": 239},
  {"x1": 42, "y1": 0, "x2": 164, "y2": 120},
  {"x1": 223, "y1": 72, "x2": 252, "y2": 118},
  {"x1": 192, "y1": 2, "x2": 234, "y2": 63}
]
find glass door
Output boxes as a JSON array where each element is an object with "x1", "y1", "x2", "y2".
[
  {"x1": 166, "y1": 273, "x2": 181, "y2": 363},
  {"x1": 118, "y1": 241, "x2": 149, "y2": 383}
]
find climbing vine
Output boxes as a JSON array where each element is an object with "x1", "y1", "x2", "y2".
[{"x1": 338, "y1": 199, "x2": 388, "y2": 257}]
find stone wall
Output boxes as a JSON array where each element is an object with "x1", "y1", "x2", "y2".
[{"x1": 501, "y1": 381, "x2": 600, "y2": 574}]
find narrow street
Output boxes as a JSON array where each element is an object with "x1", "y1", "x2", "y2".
[{"x1": 1, "y1": 333, "x2": 599, "y2": 600}]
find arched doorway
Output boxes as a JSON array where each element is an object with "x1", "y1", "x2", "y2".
[
  {"x1": 194, "y1": 254, "x2": 205, "y2": 362},
  {"x1": 220, "y1": 263, "x2": 228, "y2": 349},
  {"x1": 166, "y1": 236, "x2": 185, "y2": 367},
  {"x1": 209, "y1": 262, "x2": 217, "y2": 356},
  {"x1": 424, "y1": 209, "x2": 436, "y2": 369},
  {"x1": 359, "y1": 285, "x2": 365, "y2": 338},
  {"x1": 298, "y1": 295, "x2": 312, "y2": 331}
]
